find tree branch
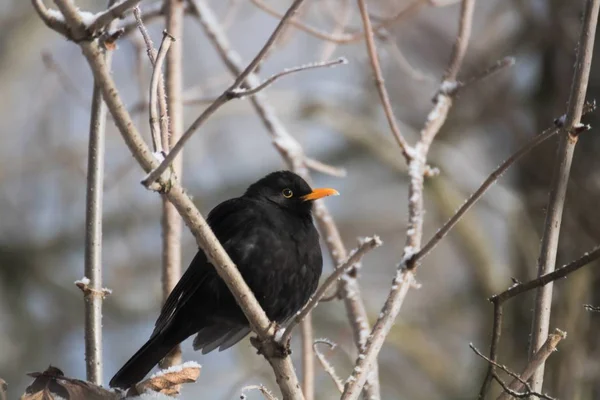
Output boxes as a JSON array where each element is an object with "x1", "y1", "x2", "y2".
[
  {"x1": 160, "y1": 0, "x2": 186, "y2": 371},
  {"x1": 340, "y1": 2, "x2": 476, "y2": 399},
  {"x1": 528, "y1": 0, "x2": 599, "y2": 391},
  {"x1": 356, "y1": 0, "x2": 412, "y2": 162}
]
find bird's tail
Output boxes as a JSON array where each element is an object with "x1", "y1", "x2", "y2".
[{"x1": 109, "y1": 332, "x2": 179, "y2": 389}]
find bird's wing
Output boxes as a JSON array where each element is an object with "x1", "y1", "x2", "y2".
[{"x1": 151, "y1": 197, "x2": 259, "y2": 338}]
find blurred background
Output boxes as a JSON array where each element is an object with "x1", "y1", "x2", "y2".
[{"x1": 1, "y1": 0, "x2": 599, "y2": 399}]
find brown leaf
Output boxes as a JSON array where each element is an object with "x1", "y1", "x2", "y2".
[
  {"x1": 0, "y1": 377, "x2": 8, "y2": 400},
  {"x1": 21, "y1": 366, "x2": 118, "y2": 400},
  {"x1": 128, "y1": 363, "x2": 201, "y2": 398}
]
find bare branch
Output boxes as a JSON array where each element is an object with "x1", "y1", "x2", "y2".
[
  {"x1": 528, "y1": 0, "x2": 600, "y2": 391},
  {"x1": 304, "y1": 158, "x2": 347, "y2": 178},
  {"x1": 456, "y1": 56, "x2": 515, "y2": 92},
  {"x1": 160, "y1": 0, "x2": 186, "y2": 372},
  {"x1": 80, "y1": 0, "x2": 120, "y2": 384},
  {"x1": 493, "y1": 245, "x2": 600, "y2": 303},
  {"x1": 470, "y1": 344, "x2": 532, "y2": 389},
  {"x1": 149, "y1": 31, "x2": 174, "y2": 154},
  {"x1": 42, "y1": 51, "x2": 89, "y2": 107},
  {"x1": 301, "y1": 318, "x2": 314, "y2": 400},
  {"x1": 498, "y1": 330, "x2": 566, "y2": 400},
  {"x1": 411, "y1": 124, "x2": 560, "y2": 265},
  {"x1": 584, "y1": 304, "x2": 600, "y2": 312},
  {"x1": 282, "y1": 236, "x2": 382, "y2": 344},
  {"x1": 356, "y1": 0, "x2": 412, "y2": 162},
  {"x1": 444, "y1": 0, "x2": 475, "y2": 81},
  {"x1": 118, "y1": 1, "x2": 167, "y2": 36},
  {"x1": 228, "y1": 57, "x2": 347, "y2": 98},
  {"x1": 313, "y1": 339, "x2": 344, "y2": 393},
  {"x1": 31, "y1": 0, "x2": 70, "y2": 37},
  {"x1": 134, "y1": 7, "x2": 170, "y2": 152},
  {"x1": 250, "y1": 0, "x2": 427, "y2": 44},
  {"x1": 240, "y1": 385, "x2": 278, "y2": 400},
  {"x1": 476, "y1": 244, "x2": 600, "y2": 398},
  {"x1": 88, "y1": 0, "x2": 141, "y2": 34}
]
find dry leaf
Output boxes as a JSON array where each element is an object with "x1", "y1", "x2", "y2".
[
  {"x1": 0, "y1": 378, "x2": 7, "y2": 400},
  {"x1": 128, "y1": 363, "x2": 201, "y2": 398},
  {"x1": 21, "y1": 366, "x2": 118, "y2": 400}
]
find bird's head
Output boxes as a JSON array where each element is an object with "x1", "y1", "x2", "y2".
[{"x1": 244, "y1": 170, "x2": 339, "y2": 215}]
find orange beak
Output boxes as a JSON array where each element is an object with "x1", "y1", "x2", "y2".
[{"x1": 301, "y1": 188, "x2": 340, "y2": 202}]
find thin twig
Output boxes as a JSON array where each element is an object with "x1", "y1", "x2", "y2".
[
  {"x1": 31, "y1": 0, "x2": 69, "y2": 37},
  {"x1": 134, "y1": 7, "x2": 170, "y2": 152},
  {"x1": 410, "y1": 124, "x2": 560, "y2": 265},
  {"x1": 584, "y1": 304, "x2": 600, "y2": 312},
  {"x1": 498, "y1": 329, "x2": 566, "y2": 399},
  {"x1": 42, "y1": 51, "x2": 89, "y2": 108},
  {"x1": 470, "y1": 344, "x2": 532, "y2": 389},
  {"x1": 282, "y1": 236, "x2": 382, "y2": 344},
  {"x1": 478, "y1": 301, "x2": 503, "y2": 398},
  {"x1": 228, "y1": 57, "x2": 347, "y2": 98},
  {"x1": 493, "y1": 245, "x2": 600, "y2": 303},
  {"x1": 471, "y1": 344, "x2": 559, "y2": 400},
  {"x1": 88, "y1": 0, "x2": 141, "y2": 33},
  {"x1": 149, "y1": 32, "x2": 174, "y2": 154},
  {"x1": 313, "y1": 339, "x2": 345, "y2": 393},
  {"x1": 356, "y1": 0, "x2": 412, "y2": 162},
  {"x1": 304, "y1": 157, "x2": 347, "y2": 178},
  {"x1": 528, "y1": 0, "x2": 599, "y2": 391},
  {"x1": 240, "y1": 385, "x2": 279, "y2": 400},
  {"x1": 250, "y1": 0, "x2": 427, "y2": 44},
  {"x1": 477, "y1": 245, "x2": 600, "y2": 398},
  {"x1": 457, "y1": 56, "x2": 515, "y2": 92},
  {"x1": 82, "y1": 0, "x2": 118, "y2": 385},
  {"x1": 301, "y1": 319, "x2": 314, "y2": 400},
  {"x1": 493, "y1": 374, "x2": 557, "y2": 400}
]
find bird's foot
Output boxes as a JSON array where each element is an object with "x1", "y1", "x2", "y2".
[{"x1": 250, "y1": 332, "x2": 291, "y2": 359}]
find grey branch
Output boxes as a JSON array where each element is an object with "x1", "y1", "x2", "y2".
[
  {"x1": 149, "y1": 31, "x2": 175, "y2": 154},
  {"x1": 81, "y1": 0, "x2": 119, "y2": 385},
  {"x1": 356, "y1": 0, "x2": 412, "y2": 162},
  {"x1": 88, "y1": 0, "x2": 141, "y2": 33},
  {"x1": 470, "y1": 344, "x2": 558, "y2": 400},
  {"x1": 313, "y1": 339, "x2": 345, "y2": 393},
  {"x1": 240, "y1": 385, "x2": 279, "y2": 400},
  {"x1": 528, "y1": 0, "x2": 599, "y2": 391},
  {"x1": 340, "y1": 1, "x2": 476, "y2": 399},
  {"x1": 228, "y1": 57, "x2": 347, "y2": 98},
  {"x1": 498, "y1": 329, "x2": 566, "y2": 400},
  {"x1": 133, "y1": 7, "x2": 170, "y2": 153}
]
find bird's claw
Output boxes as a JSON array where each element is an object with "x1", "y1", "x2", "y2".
[{"x1": 250, "y1": 334, "x2": 291, "y2": 359}]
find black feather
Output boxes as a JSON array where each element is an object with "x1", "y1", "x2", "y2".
[{"x1": 109, "y1": 171, "x2": 330, "y2": 389}]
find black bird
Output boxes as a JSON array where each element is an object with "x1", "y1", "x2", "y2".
[{"x1": 109, "y1": 171, "x2": 338, "y2": 389}]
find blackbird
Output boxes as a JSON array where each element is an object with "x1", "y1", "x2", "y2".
[{"x1": 109, "y1": 171, "x2": 338, "y2": 389}]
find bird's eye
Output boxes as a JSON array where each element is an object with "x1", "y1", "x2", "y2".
[{"x1": 282, "y1": 188, "x2": 293, "y2": 198}]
